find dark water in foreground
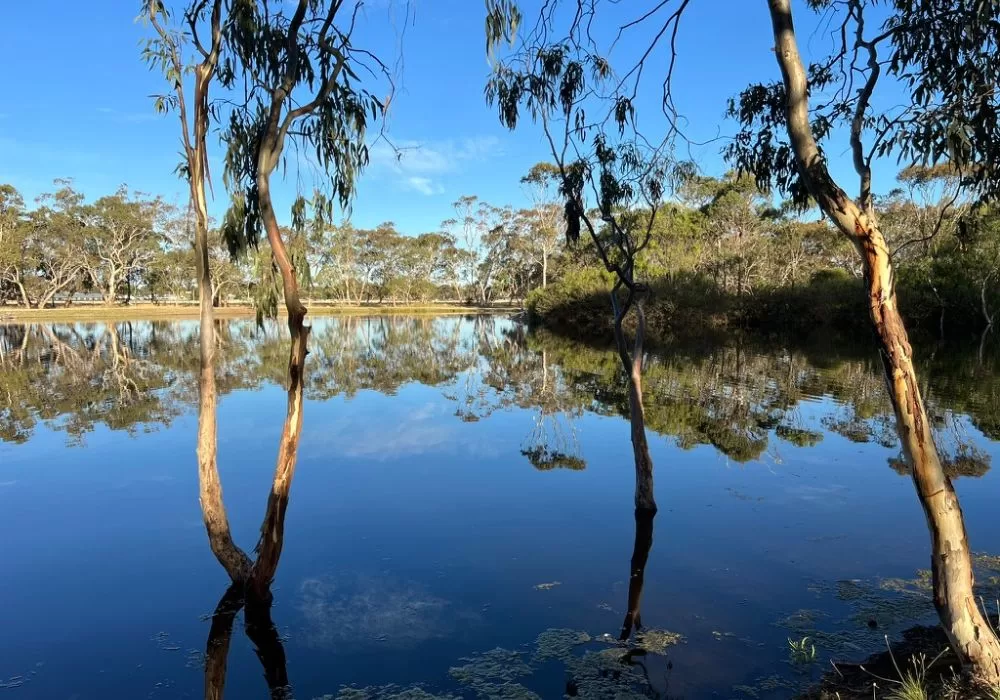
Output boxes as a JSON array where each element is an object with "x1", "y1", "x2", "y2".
[{"x1": 2, "y1": 315, "x2": 1000, "y2": 699}]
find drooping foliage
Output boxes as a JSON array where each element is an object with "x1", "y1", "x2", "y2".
[
  {"x1": 726, "y1": 0, "x2": 1000, "y2": 208},
  {"x1": 217, "y1": 0, "x2": 392, "y2": 311}
]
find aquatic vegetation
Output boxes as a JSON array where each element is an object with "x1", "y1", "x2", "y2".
[
  {"x1": 533, "y1": 628, "x2": 591, "y2": 664},
  {"x1": 885, "y1": 673, "x2": 929, "y2": 700},
  {"x1": 788, "y1": 636, "x2": 817, "y2": 664},
  {"x1": 776, "y1": 609, "x2": 830, "y2": 636},
  {"x1": 562, "y1": 647, "x2": 652, "y2": 700},
  {"x1": 634, "y1": 628, "x2": 683, "y2": 655},
  {"x1": 328, "y1": 686, "x2": 462, "y2": 700},
  {"x1": 448, "y1": 648, "x2": 533, "y2": 690},
  {"x1": 732, "y1": 674, "x2": 801, "y2": 697},
  {"x1": 531, "y1": 581, "x2": 561, "y2": 591},
  {"x1": 471, "y1": 683, "x2": 541, "y2": 700}
]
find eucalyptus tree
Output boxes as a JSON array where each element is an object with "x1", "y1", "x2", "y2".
[
  {"x1": 143, "y1": 0, "x2": 253, "y2": 584},
  {"x1": 725, "y1": 0, "x2": 1000, "y2": 681},
  {"x1": 521, "y1": 162, "x2": 565, "y2": 288},
  {"x1": 486, "y1": 15, "x2": 671, "y2": 514},
  {"x1": 443, "y1": 196, "x2": 512, "y2": 305},
  {"x1": 81, "y1": 187, "x2": 165, "y2": 305},
  {"x1": 217, "y1": 0, "x2": 390, "y2": 587},
  {"x1": 486, "y1": 0, "x2": 1000, "y2": 682},
  {"x1": 0, "y1": 185, "x2": 27, "y2": 305},
  {"x1": 19, "y1": 183, "x2": 89, "y2": 308}
]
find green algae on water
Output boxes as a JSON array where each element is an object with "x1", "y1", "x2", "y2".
[
  {"x1": 533, "y1": 628, "x2": 591, "y2": 664},
  {"x1": 449, "y1": 648, "x2": 532, "y2": 690},
  {"x1": 327, "y1": 686, "x2": 461, "y2": 700}
]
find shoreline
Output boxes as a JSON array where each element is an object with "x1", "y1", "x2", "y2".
[{"x1": 0, "y1": 303, "x2": 522, "y2": 323}]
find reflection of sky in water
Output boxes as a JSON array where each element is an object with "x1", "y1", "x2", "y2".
[
  {"x1": 1, "y1": 317, "x2": 999, "y2": 698},
  {"x1": 296, "y1": 572, "x2": 481, "y2": 650}
]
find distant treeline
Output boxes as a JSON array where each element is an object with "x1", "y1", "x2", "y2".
[
  {"x1": 3, "y1": 164, "x2": 998, "y2": 338},
  {"x1": 0, "y1": 180, "x2": 561, "y2": 309}
]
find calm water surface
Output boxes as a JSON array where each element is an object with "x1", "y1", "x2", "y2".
[{"x1": 2, "y1": 315, "x2": 1000, "y2": 699}]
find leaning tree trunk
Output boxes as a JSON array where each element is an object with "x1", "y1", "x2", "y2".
[
  {"x1": 14, "y1": 278, "x2": 31, "y2": 309},
  {"x1": 192, "y1": 111, "x2": 252, "y2": 585},
  {"x1": 250, "y1": 173, "x2": 310, "y2": 601},
  {"x1": 612, "y1": 292, "x2": 656, "y2": 514},
  {"x1": 860, "y1": 221, "x2": 1000, "y2": 681},
  {"x1": 768, "y1": 0, "x2": 1000, "y2": 683}
]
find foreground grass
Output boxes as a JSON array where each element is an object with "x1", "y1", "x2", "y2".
[{"x1": 1, "y1": 302, "x2": 521, "y2": 322}]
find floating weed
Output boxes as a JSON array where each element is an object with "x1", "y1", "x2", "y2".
[
  {"x1": 533, "y1": 628, "x2": 590, "y2": 664},
  {"x1": 328, "y1": 628, "x2": 669, "y2": 700},
  {"x1": 880, "y1": 570, "x2": 933, "y2": 594},
  {"x1": 150, "y1": 631, "x2": 182, "y2": 651},
  {"x1": 732, "y1": 674, "x2": 800, "y2": 698},
  {"x1": 563, "y1": 647, "x2": 649, "y2": 700},
  {"x1": 328, "y1": 686, "x2": 461, "y2": 700},
  {"x1": 775, "y1": 609, "x2": 829, "y2": 635},
  {"x1": 811, "y1": 575, "x2": 935, "y2": 634},
  {"x1": 449, "y1": 648, "x2": 532, "y2": 691},
  {"x1": 634, "y1": 628, "x2": 683, "y2": 655},
  {"x1": 0, "y1": 676, "x2": 26, "y2": 690},
  {"x1": 468, "y1": 682, "x2": 541, "y2": 700},
  {"x1": 184, "y1": 648, "x2": 205, "y2": 669}
]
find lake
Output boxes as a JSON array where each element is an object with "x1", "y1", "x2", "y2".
[{"x1": 2, "y1": 315, "x2": 1000, "y2": 699}]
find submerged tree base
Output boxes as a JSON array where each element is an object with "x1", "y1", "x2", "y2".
[{"x1": 799, "y1": 622, "x2": 1000, "y2": 699}]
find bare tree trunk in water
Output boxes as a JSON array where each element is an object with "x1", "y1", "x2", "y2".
[
  {"x1": 203, "y1": 585, "x2": 291, "y2": 700},
  {"x1": 249, "y1": 173, "x2": 311, "y2": 601},
  {"x1": 768, "y1": 0, "x2": 1000, "y2": 683},
  {"x1": 244, "y1": 596, "x2": 292, "y2": 699},
  {"x1": 192, "y1": 77, "x2": 252, "y2": 586},
  {"x1": 619, "y1": 508, "x2": 655, "y2": 640},
  {"x1": 204, "y1": 585, "x2": 244, "y2": 700},
  {"x1": 195, "y1": 186, "x2": 251, "y2": 583},
  {"x1": 612, "y1": 292, "x2": 656, "y2": 514},
  {"x1": 147, "y1": 0, "x2": 253, "y2": 586}
]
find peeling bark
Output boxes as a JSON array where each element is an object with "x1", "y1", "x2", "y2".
[{"x1": 767, "y1": 0, "x2": 1000, "y2": 683}]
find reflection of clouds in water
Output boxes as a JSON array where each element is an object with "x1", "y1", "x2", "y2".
[
  {"x1": 296, "y1": 573, "x2": 477, "y2": 650},
  {"x1": 784, "y1": 484, "x2": 850, "y2": 503},
  {"x1": 307, "y1": 402, "x2": 498, "y2": 462}
]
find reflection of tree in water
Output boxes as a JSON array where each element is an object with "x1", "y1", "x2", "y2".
[
  {"x1": 0, "y1": 322, "x2": 181, "y2": 444},
  {"x1": 529, "y1": 331, "x2": 998, "y2": 472},
  {"x1": 4, "y1": 318, "x2": 999, "y2": 479}
]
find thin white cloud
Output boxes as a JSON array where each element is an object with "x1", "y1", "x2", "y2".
[
  {"x1": 405, "y1": 176, "x2": 444, "y2": 196},
  {"x1": 307, "y1": 401, "x2": 460, "y2": 461},
  {"x1": 369, "y1": 136, "x2": 503, "y2": 194}
]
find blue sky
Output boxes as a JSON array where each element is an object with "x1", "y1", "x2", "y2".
[{"x1": 0, "y1": 1, "x2": 904, "y2": 235}]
